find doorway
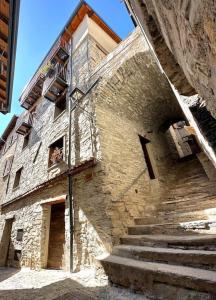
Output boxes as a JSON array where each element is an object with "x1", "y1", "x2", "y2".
[
  {"x1": 0, "y1": 218, "x2": 13, "y2": 266},
  {"x1": 47, "y1": 203, "x2": 65, "y2": 269}
]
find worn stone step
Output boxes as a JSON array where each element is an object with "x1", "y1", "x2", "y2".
[
  {"x1": 162, "y1": 194, "x2": 215, "y2": 205},
  {"x1": 100, "y1": 255, "x2": 216, "y2": 297},
  {"x1": 172, "y1": 178, "x2": 209, "y2": 188},
  {"x1": 136, "y1": 212, "x2": 210, "y2": 225},
  {"x1": 156, "y1": 213, "x2": 209, "y2": 224},
  {"x1": 128, "y1": 223, "x2": 191, "y2": 235},
  {"x1": 121, "y1": 234, "x2": 216, "y2": 250},
  {"x1": 134, "y1": 216, "x2": 163, "y2": 225},
  {"x1": 112, "y1": 245, "x2": 216, "y2": 269},
  {"x1": 160, "y1": 199, "x2": 216, "y2": 214}
]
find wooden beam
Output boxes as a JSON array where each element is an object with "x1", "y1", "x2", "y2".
[
  {"x1": 0, "y1": 20, "x2": 8, "y2": 38},
  {"x1": 0, "y1": 82, "x2": 6, "y2": 91},
  {"x1": 0, "y1": 0, "x2": 9, "y2": 20},
  {"x1": 0, "y1": 88, "x2": 6, "y2": 98},
  {"x1": 0, "y1": 37, "x2": 8, "y2": 52},
  {"x1": 0, "y1": 78, "x2": 6, "y2": 89},
  {"x1": 0, "y1": 55, "x2": 7, "y2": 65}
]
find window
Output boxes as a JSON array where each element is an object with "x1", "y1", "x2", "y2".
[
  {"x1": 33, "y1": 142, "x2": 42, "y2": 163},
  {"x1": 13, "y1": 167, "x2": 23, "y2": 189},
  {"x1": 48, "y1": 137, "x2": 64, "y2": 167},
  {"x1": 22, "y1": 133, "x2": 30, "y2": 149},
  {"x1": 30, "y1": 106, "x2": 37, "y2": 123},
  {"x1": 54, "y1": 96, "x2": 66, "y2": 119},
  {"x1": 16, "y1": 229, "x2": 24, "y2": 241},
  {"x1": 2, "y1": 156, "x2": 13, "y2": 177},
  {"x1": 14, "y1": 250, "x2": 21, "y2": 261},
  {"x1": 139, "y1": 136, "x2": 156, "y2": 180}
]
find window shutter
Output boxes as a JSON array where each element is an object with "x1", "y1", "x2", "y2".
[{"x1": 3, "y1": 156, "x2": 14, "y2": 177}]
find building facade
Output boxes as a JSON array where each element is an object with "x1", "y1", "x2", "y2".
[{"x1": 0, "y1": 2, "x2": 216, "y2": 298}]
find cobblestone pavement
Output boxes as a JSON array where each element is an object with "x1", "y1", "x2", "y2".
[{"x1": 0, "y1": 267, "x2": 149, "y2": 300}]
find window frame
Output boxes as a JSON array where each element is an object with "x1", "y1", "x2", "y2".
[
  {"x1": 13, "y1": 167, "x2": 23, "y2": 190},
  {"x1": 53, "y1": 95, "x2": 67, "y2": 121},
  {"x1": 48, "y1": 136, "x2": 66, "y2": 168}
]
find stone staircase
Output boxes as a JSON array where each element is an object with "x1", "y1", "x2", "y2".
[{"x1": 100, "y1": 157, "x2": 216, "y2": 299}]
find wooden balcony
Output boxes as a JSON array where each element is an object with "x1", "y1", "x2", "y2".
[
  {"x1": 16, "y1": 122, "x2": 31, "y2": 136},
  {"x1": 52, "y1": 38, "x2": 69, "y2": 64},
  {"x1": 42, "y1": 63, "x2": 68, "y2": 102},
  {"x1": 16, "y1": 113, "x2": 32, "y2": 136},
  {"x1": 20, "y1": 74, "x2": 45, "y2": 110},
  {"x1": 19, "y1": 37, "x2": 69, "y2": 110}
]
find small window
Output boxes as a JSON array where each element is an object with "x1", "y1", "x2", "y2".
[
  {"x1": 14, "y1": 250, "x2": 21, "y2": 261},
  {"x1": 54, "y1": 96, "x2": 66, "y2": 119},
  {"x1": 16, "y1": 229, "x2": 24, "y2": 241},
  {"x1": 30, "y1": 106, "x2": 37, "y2": 123},
  {"x1": 49, "y1": 137, "x2": 64, "y2": 167},
  {"x1": 33, "y1": 142, "x2": 42, "y2": 163},
  {"x1": 13, "y1": 167, "x2": 23, "y2": 189},
  {"x1": 139, "y1": 136, "x2": 156, "y2": 180},
  {"x1": 3, "y1": 156, "x2": 13, "y2": 177},
  {"x1": 23, "y1": 134, "x2": 30, "y2": 149}
]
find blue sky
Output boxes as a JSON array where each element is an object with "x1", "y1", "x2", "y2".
[{"x1": 0, "y1": 0, "x2": 134, "y2": 135}]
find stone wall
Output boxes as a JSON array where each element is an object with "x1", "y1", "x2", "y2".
[
  {"x1": 0, "y1": 179, "x2": 67, "y2": 269},
  {"x1": 1, "y1": 42, "x2": 99, "y2": 205},
  {"x1": 1, "y1": 26, "x2": 215, "y2": 272},
  {"x1": 127, "y1": 0, "x2": 216, "y2": 118},
  {"x1": 89, "y1": 29, "x2": 184, "y2": 244}
]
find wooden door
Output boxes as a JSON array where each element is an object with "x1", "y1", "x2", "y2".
[{"x1": 47, "y1": 203, "x2": 65, "y2": 269}]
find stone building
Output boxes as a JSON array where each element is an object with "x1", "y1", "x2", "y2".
[{"x1": 0, "y1": 1, "x2": 216, "y2": 299}]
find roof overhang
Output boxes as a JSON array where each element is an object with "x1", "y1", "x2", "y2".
[
  {"x1": 19, "y1": 1, "x2": 121, "y2": 109},
  {"x1": 0, "y1": 0, "x2": 20, "y2": 114},
  {"x1": 0, "y1": 114, "x2": 18, "y2": 149}
]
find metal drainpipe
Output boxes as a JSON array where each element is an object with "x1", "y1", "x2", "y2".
[{"x1": 68, "y1": 38, "x2": 74, "y2": 273}]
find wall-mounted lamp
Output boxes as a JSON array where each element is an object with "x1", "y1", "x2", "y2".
[{"x1": 70, "y1": 87, "x2": 85, "y2": 102}]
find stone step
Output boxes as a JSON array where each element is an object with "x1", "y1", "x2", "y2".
[
  {"x1": 134, "y1": 216, "x2": 163, "y2": 225},
  {"x1": 112, "y1": 245, "x2": 216, "y2": 270},
  {"x1": 162, "y1": 194, "x2": 215, "y2": 205},
  {"x1": 128, "y1": 223, "x2": 190, "y2": 235},
  {"x1": 121, "y1": 234, "x2": 216, "y2": 250},
  {"x1": 159, "y1": 199, "x2": 216, "y2": 214},
  {"x1": 100, "y1": 255, "x2": 216, "y2": 298},
  {"x1": 172, "y1": 177, "x2": 209, "y2": 187},
  {"x1": 135, "y1": 212, "x2": 209, "y2": 225}
]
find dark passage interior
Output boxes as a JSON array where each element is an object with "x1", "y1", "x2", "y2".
[{"x1": 47, "y1": 203, "x2": 65, "y2": 270}]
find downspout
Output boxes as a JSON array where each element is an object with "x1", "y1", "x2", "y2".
[{"x1": 68, "y1": 38, "x2": 74, "y2": 273}]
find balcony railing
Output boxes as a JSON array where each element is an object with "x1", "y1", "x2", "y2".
[
  {"x1": 53, "y1": 39, "x2": 69, "y2": 64},
  {"x1": 42, "y1": 63, "x2": 68, "y2": 102},
  {"x1": 19, "y1": 37, "x2": 69, "y2": 109},
  {"x1": 20, "y1": 74, "x2": 45, "y2": 110},
  {"x1": 16, "y1": 112, "x2": 33, "y2": 136}
]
